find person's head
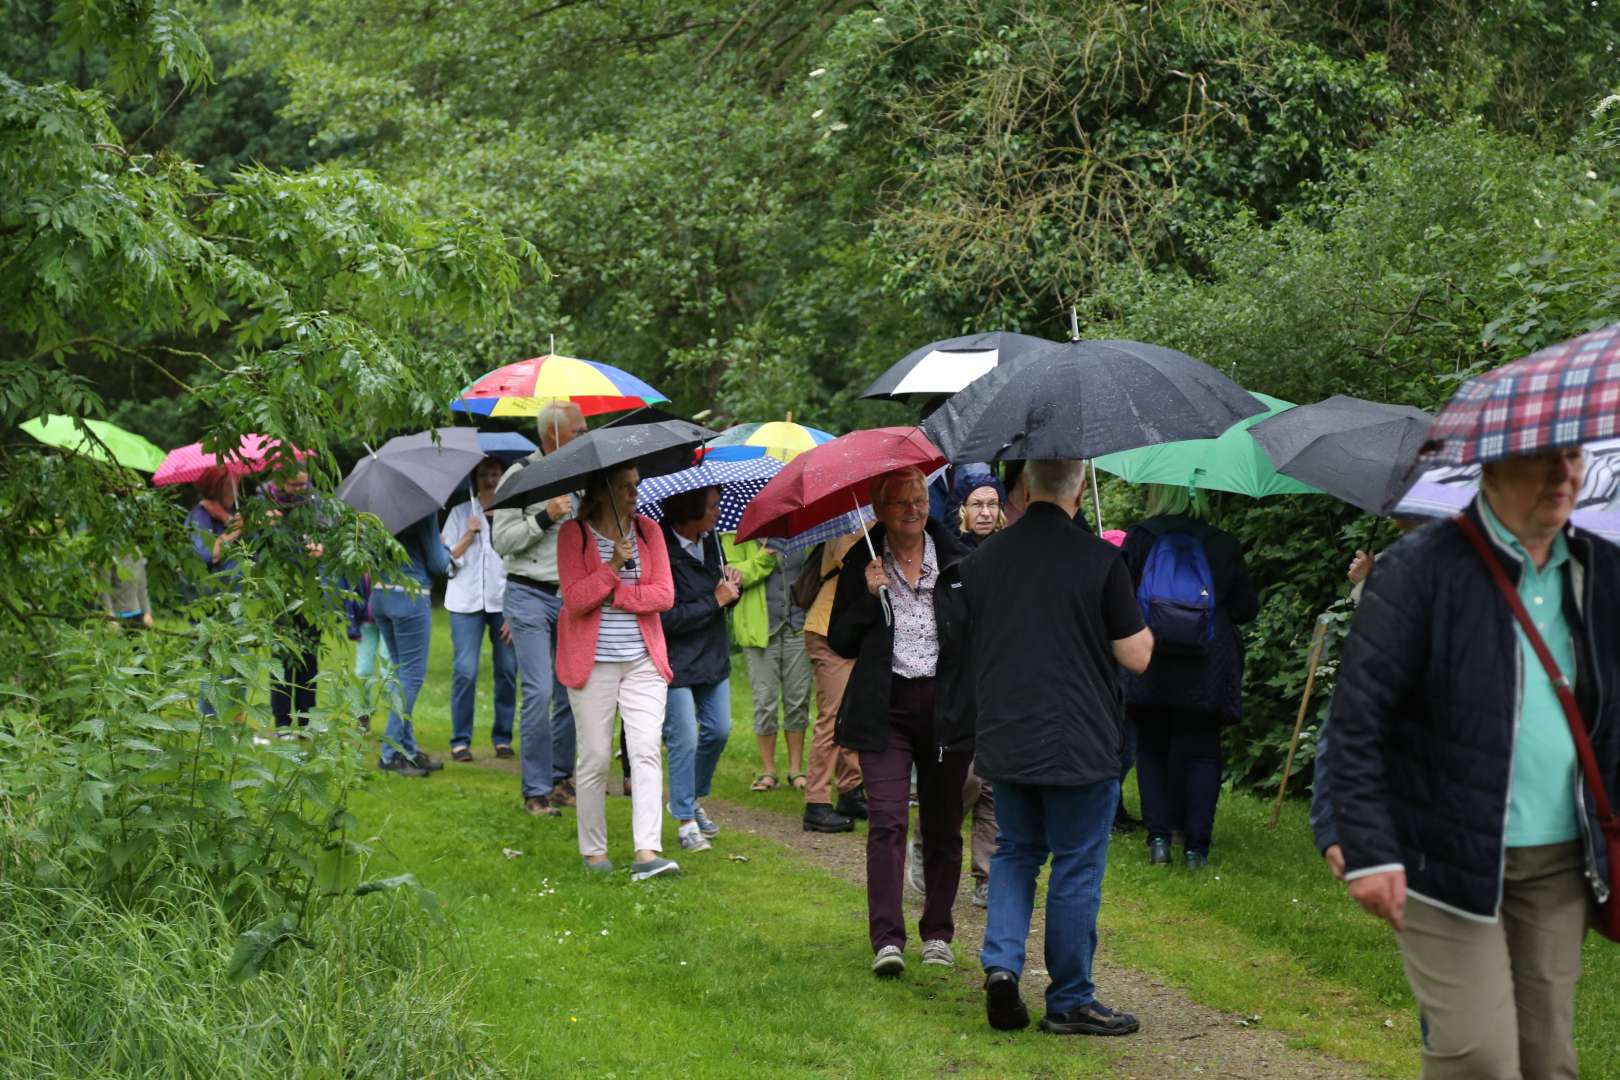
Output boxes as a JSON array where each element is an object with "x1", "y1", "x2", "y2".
[
  {"x1": 194, "y1": 466, "x2": 237, "y2": 508},
  {"x1": 281, "y1": 470, "x2": 311, "y2": 495},
  {"x1": 1024, "y1": 459, "x2": 1086, "y2": 510},
  {"x1": 473, "y1": 457, "x2": 504, "y2": 495},
  {"x1": 662, "y1": 485, "x2": 721, "y2": 537},
  {"x1": 870, "y1": 467, "x2": 929, "y2": 539},
  {"x1": 957, "y1": 480, "x2": 1007, "y2": 538},
  {"x1": 1143, "y1": 483, "x2": 1210, "y2": 520},
  {"x1": 582, "y1": 463, "x2": 640, "y2": 524},
  {"x1": 1480, "y1": 447, "x2": 1586, "y2": 542},
  {"x1": 537, "y1": 401, "x2": 587, "y2": 454}
]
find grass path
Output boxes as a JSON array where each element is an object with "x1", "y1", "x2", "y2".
[{"x1": 336, "y1": 612, "x2": 1618, "y2": 1078}]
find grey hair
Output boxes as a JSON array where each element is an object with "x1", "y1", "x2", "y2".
[
  {"x1": 535, "y1": 400, "x2": 583, "y2": 440},
  {"x1": 869, "y1": 466, "x2": 928, "y2": 508},
  {"x1": 1024, "y1": 459, "x2": 1086, "y2": 501}
]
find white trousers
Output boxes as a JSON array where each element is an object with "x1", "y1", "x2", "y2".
[{"x1": 568, "y1": 656, "x2": 668, "y2": 857}]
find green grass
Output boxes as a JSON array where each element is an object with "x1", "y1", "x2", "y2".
[{"x1": 333, "y1": 610, "x2": 1619, "y2": 1078}]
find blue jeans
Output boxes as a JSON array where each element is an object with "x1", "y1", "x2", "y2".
[
  {"x1": 505, "y1": 582, "x2": 574, "y2": 798},
  {"x1": 981, "y1": 778, "x2": 1118, "y2": 1015},
  {"x1": 449, "y1": 609, "x2": 517, "y2": 749},
  {"x1": 372, "y1": 586, "x2": 434, "y2": 765},
  {"x1": 664, "y1": 679, "x2": 731, "y2": 819}
]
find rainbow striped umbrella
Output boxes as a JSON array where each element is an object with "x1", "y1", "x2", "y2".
[
  {"x1": 451, "y1": 354, "x2": 667, "y2": 418},
  {"x1": 705, "y1": 418, "x2": 835, "y2": 463}
]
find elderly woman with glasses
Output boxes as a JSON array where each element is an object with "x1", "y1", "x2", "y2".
[{"x1": 829, "y1": 467, "x2": 973, "y2": 977}]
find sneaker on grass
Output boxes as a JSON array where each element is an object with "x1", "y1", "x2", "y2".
[
  {"x1": 921, "y1": 939, "x2": 954, "y2": 967},
  {"x1": 377, "y1": 756, "x2": 428, "y2": 777},
  {"x1": 630, "y1": 856, "x2": 680, "y2": 882},
  {"x1": 871, "y1": 945, "x2": 905, "y2": 977},
  {"x1": 1039, "y1": 1001, "x2": 1140, "y2": 1037},
  {"x1": 693, "y1": 803, "x2": 720, "y2": 838},
  {"x1": 677, "y1": 822, "x2": 711, "y2": 852}
]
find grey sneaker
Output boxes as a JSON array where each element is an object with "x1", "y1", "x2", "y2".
[
  {"x1": 630, "y1": 856, "x2": 680, "y2": 882},
  {"x1": 905, "y1": 838, "x2": 926, "y2": 895},
  {"x1": 921, "y1": 939, "x2": 955, "y2": 967},
  {"x1": 582, "y1": 857, "x2": 614, "y2": 873},
  {"x1": 871, "y1": 944, "x2": 905, "y2": 977},
  {"x1": 677, "y1": 822, "x2": 711, "y2": 852},
  {"x1": 693, "y1": 803, "x2": 720, "y2": 838},
  {"x1": 972, "y1": 880, "x2": 989, "y2": 908}
]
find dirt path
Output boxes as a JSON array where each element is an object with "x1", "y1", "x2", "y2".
[{"x1": 708, "y1": 796, "x2": 1377, "y2": 1080}]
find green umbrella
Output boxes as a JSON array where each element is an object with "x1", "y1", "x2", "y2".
[
  {"x1": 1092, "y1": 393, "x2": 1320, "y2": 498},
  {"x1": 21, "y1": 415, "x2": 166, "y2": 473}
]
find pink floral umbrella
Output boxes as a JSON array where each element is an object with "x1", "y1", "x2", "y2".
[{"x1": 152, "y1": 434, "x2": 313, "y2": 487}]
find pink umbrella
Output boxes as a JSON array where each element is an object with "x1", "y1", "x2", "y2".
[{"x1": 152, "y1": 434, "x2": 313, "y2": 487}]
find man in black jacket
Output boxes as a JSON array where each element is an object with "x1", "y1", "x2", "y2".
[
  {"x1": 1325, "y1": 446, "x2": 1619, "y2": 1079},
  {"x1": 961, "y1": 459, "x2": 1153, "y2": 1036}
]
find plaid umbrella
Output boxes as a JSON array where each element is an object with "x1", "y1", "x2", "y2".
[{"x1": 1422, "y1": 323, "x2": 1620, "y2": 467}]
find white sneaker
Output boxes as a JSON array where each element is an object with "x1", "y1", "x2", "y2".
[
  {"x1": 921, "y1": 939, "x2": 954, "y2": 967},
  {"x1": 678, "y1": 822, "x2": 711, "y2": 852},
  {"x1": 693, "y1": 803, "x2": 720, "y2": 838},
  {"x1": 872, "y1": 944, "x2": 905, "y2": 977}
]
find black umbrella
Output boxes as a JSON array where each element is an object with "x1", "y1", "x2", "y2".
[
  {"x1": 1248, "y1": 395, "x2": 1435, "y2": 516},
  {"x1": 490, "y1": 411, "x2": 717, "y2": 512},
  {"x1": 338, "y1": 428, "x2": 486, "y2": 535},
  {"x1": 921, "y1": 339, "x2": 1267, "y2": 463},
  {"x1": 860, "y1": 331, "x2": 1059, "y2": 401}
]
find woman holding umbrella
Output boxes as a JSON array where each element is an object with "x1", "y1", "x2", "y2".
[{"x1": 556, "y1": 464, "x2": 680, "y2": 881}]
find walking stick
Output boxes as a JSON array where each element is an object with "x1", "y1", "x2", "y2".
[{"x1": 1269, "y1": 614, "x2": 1331, "y2": 830}]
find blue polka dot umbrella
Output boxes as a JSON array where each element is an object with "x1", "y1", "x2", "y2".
[{"x1": 636, "y1": 457, "x2": 782, "y2": 533}]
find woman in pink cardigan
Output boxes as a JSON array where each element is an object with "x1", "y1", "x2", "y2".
[{"x1": 557, "y1": 462, "x2": 678, "y2": 881}]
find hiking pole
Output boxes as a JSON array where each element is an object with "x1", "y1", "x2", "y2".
[{"x1": 1269, "y1": 613, "x2": 1331, "y2": 830}]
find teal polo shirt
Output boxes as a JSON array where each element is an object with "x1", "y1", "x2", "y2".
[{"x1": 1479, "y1": 499, "x2": 1580, "y2": 846}]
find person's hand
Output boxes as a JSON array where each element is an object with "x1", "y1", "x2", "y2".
[
  {"x1": 1347, "y1": 550, "x2": 1374, "y2": 586},
  {"x1": 1347, "y1": 868, "x2": 1407, "y2": 931},
  {"x1": 221, "y1": 515, "x2": 243, "y2": 545},
  {"x1": 714, "y1": 578, "x2": 741, "y2": 606},
  {"x1": 545, "y1": 495, "x2": 573, "y2": 523},
  {"x1": 465, "y1": 514, "x2": 484, "y2": 535},
  {"x1": 1323, "y1": 844, "x2": 1346, "y2": 882},
  {"x1": 500, "y1": 620, "x2": 512, "y2": 645},
  {"x1": 141, "y1": 612, "x2": 154, "y2": 629},
  {"x1": 864, "y1": 558, "x2": 887, "y2": 597},
  {"x1": 722, "y1": 565, "x2": 742, "y2": 589},
  {"x1": 609, "y1": 536, "x2": 634, "y2": 570}
]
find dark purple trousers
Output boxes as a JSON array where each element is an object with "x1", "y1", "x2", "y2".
[{"x1": 858, "y1": 676, "x2": 971, "y2": 952}]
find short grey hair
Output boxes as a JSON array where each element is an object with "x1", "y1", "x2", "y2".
[
  {"x1": 869, "y1": 467, "x2": 928, "y2": 508},
  {"x1": 536, "y1": 400, "x2": 583, "y2": 438},
  {"x1": 1024, "y1": 459, "x2": 1086, "y2": 501}
]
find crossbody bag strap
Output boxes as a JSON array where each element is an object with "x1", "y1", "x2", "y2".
[{"x1": 1455, "y1": 514, "x2": 1618, "y2": 832}]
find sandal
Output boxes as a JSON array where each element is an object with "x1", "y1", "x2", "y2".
[
  {"x1": 751, "y1": 772, "x2": 778, "y2": 792},
  {"x1": 788, "y1": 772, "x2": 808, "y2": 792}
]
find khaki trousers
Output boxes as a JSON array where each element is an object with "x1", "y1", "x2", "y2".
[
  {"x1": 960, "y1": 763, "x2": 999, "y2": 883},
  {"x1": 567, "y1": 657, "x2": 667, "y2": 858},
  {"x1": 802, "y1": 631, "x2": 861, "y2": 805},
  {"x1": 1397, "y1": 842, "x2": 1594, "y2": 1080}
]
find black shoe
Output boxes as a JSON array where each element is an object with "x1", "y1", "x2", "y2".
[
  {"x1": 803, "y1": 803, "x2": 854, "y2": 833},
  {"x1": 1147, "y1": 836, "x2": 1172, "y2": 866},
  {"x1": 356, "y1": 714, "x2": 371, "y2": 734},
  {"x1": 985, "y1": 969, "x2": 1030, "y2": 1030},
  {"x1": 494, "y1": 744, "x2": 515, "y2": 759},
  {"x1": 1184, "y1": 849, "x2": 1209, "y2": 870},
  {"x1": 412, "y1": 753, "x2": 445, "y2": 773},
  {"x1": 835, "y1": 786, "x2": 869, "y2": 821},
  {"x1": 1039, "y1": 1001, "x2": 1140, "y2": 1037},
  {"x1": 1112, "y1": 809, "x2": 1143, "y2": 834},
  {"x1": 377, "y1": 756, "x2": 429, "y2": 777}
]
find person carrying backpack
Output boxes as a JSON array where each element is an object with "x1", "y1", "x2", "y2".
[{"x1": 1120, "y1": 485, "x2": 1259, "y2": 869}]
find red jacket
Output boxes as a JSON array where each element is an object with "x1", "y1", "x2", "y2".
[{"x1": 555, "y1": 514, "x2": 675, "y2": 689}]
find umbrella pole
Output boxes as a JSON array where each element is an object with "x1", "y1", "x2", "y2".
[
  {"x1": 1269, "y1": 614, "x2": 1331, "y2": 830},
  {"x1": 1088, "y1": 460, "x2": 1104, "y2": 533},
  {"x1": 853, "y1": 492, "x2": 892, "y2": 627}
]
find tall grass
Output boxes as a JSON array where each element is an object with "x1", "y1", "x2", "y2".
[{"x1": 0, "y1": 877, "x2": 503, "y2": 1079}]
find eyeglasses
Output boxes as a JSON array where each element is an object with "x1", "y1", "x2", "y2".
[
  {"x1": 881, "y1": 497, "x2": 929, "y2": 510},
  {"x1": 965, "y1": 499, "x2": 1000, "y2": 513}
]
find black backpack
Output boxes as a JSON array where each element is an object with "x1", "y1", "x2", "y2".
[{"x1": 790, "y1": 542, "x2": 836, "y2": 610}]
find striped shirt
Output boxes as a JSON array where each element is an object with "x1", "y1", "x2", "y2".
[{"x1": 591, "y1": 524, "x2": 648, "y2": 663}]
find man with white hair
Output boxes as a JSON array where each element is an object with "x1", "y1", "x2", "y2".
[
  {"x1": 492, "y1": 400, "x2": 588, "y2": 816},
  {"x1": 962, "y1": 458, "x2": 1153, "y2": 1036}
]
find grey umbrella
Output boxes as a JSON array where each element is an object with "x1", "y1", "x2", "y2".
[
  {"x1": 921, "y1": 339, "x2": 1266, "y2": 463},
  {"x1": 490, "y1": 411, "x2": 717, "y2": 512},
  {"x1": 338, "y1": 427, "x2": 487, "y2": 535},
  {"x1": 1248, "y1": 395, "x2": 1434, "y2": 516}
]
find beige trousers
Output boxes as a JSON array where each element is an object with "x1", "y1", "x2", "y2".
[
  {"x1": 568, "y1": 657, "x2": 668, "y2": 858},
  {"x1": 1397, "y1": 842, "x2": 1594, "y2": 1080},
  {"x1": 803, "y1": 631, "x2": 862, "y2": 805},
  {"x1": 960, "y1": 763, "x2": 999, "y2": 883}
]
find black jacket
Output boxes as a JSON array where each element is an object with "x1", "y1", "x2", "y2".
[
  {"x1": 828, "y1": 520, "x2": 971, "y2": 755},
  {"x1": 1120, "y1": 515, "x2": 1259, "y2": 723},
  {"x1": 961, "y1": 503, "x2": 1147, "y2": 787},
  {"x1": 1324, "y1": 501, "x2": 1620, "y2": 919},
  {"x1": 659, "y1": 524, "x2": 731, "y2": 689}
]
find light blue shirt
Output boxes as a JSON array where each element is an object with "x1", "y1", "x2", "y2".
[{"x1": 1479, "y1": 499, "x2": 1580, "y2": 847}]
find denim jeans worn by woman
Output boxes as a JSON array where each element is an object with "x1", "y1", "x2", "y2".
[{"x1": 373, "y1": 513, "x2": 450, "y2": 775}]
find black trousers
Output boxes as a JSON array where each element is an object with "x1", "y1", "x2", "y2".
[
  {"x1": 271, "y1": 614, "x2": 320, "y2": 729},
  {"x1": 1134, "y1": 708, "x2": 1222, "y2": 854}
]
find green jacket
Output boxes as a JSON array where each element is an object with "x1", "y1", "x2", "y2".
[{"x1": 721, "y1": 536, "x2": 806, "y2": 648}]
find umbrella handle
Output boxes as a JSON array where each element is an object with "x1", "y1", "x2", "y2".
[
  {"x1": 613, "y1": 503, "x2": 638, "y2": 572},
  {"x1": 853, "y1": 492, "x2": 892, "y2": 628}
]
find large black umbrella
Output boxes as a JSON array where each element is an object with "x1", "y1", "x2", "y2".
[
  {"x1": 860, "y1": 331, "x2": 1058, "y2": 401},
  {"x1": 338, "y1": 428, "x2": 486, "y2": 535},
  {"x1": 1248, "y1": 395, "x2": 1434, "y2": 516},
  {"x1": 921, "y1": 339, "x2": 1266, "y2": 463},
  {"x1": 490, "y1": 411, "x2": 716, "y2": 512}
]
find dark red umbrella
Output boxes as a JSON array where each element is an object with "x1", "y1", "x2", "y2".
[{"x1": 735, "y1": 427, "x2": 945, "y2": 543}]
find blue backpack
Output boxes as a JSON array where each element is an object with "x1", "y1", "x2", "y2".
[{"x1": 1136, "y1": 531, "x2": 1216, "y2": 654}]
